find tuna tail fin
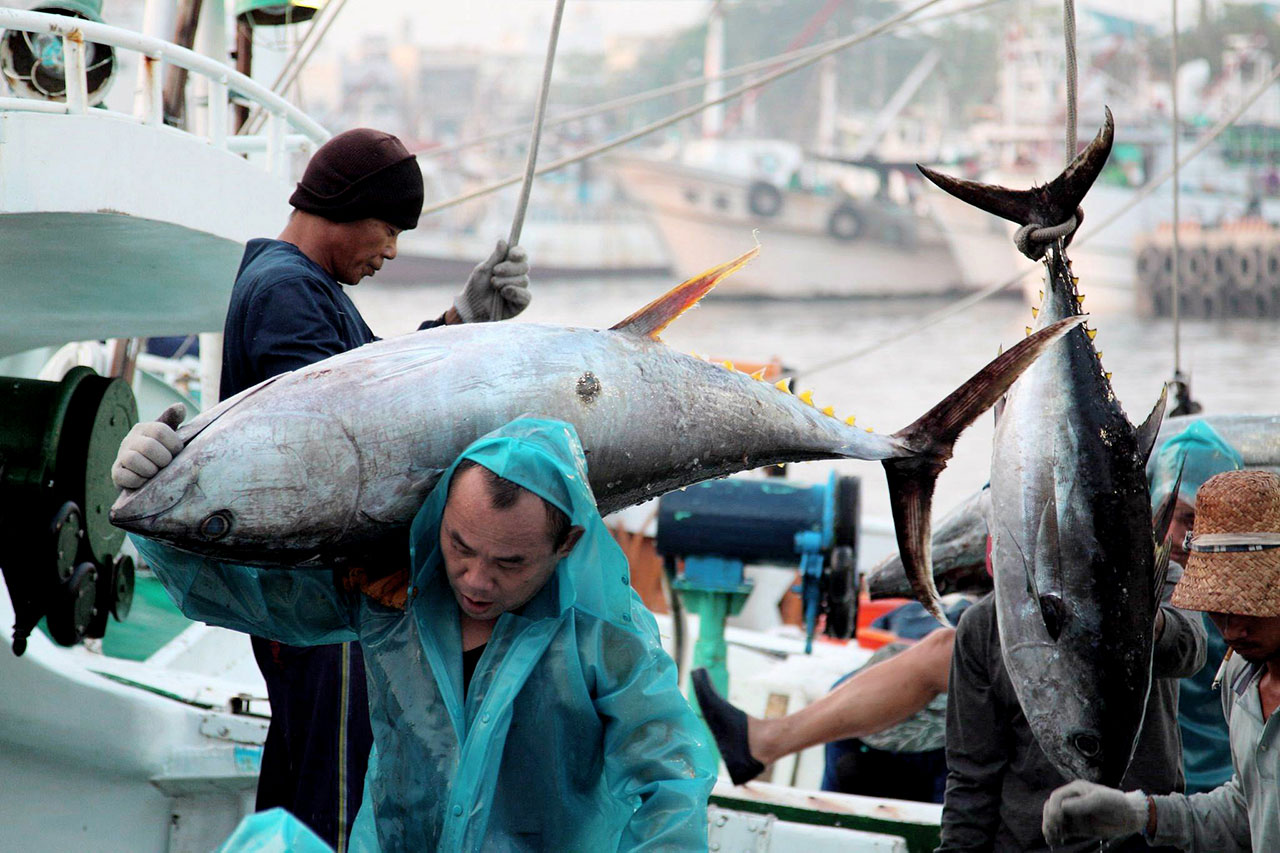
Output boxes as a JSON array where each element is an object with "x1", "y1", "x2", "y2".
[
  {"x1": 884, "y1": 315, "x2": 1086, "y2": 624},
  {"x1": 917, "y1": 108, "x2": 1114, "y2": 230},
  {"x1": 611, "y1": 247, "x2": 759, "y2": 341}
]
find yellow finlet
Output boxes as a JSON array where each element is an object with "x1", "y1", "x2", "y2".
[
  {"x1": 1105, "y1": 372, "x2": 1113, "y2": 380},
  {"x1": 1097, "y1": 351, "x2": 1103, "y2": 359},
  {"x1": 1076, "y1": 294, "x2": 1085, "y2": 305},
  {"x1": 721, "y1": 360, "x2": 736, "y2": 371},
  {"x1": 865, "y1": 427, "x2": 874, "y2": 433},
  {"x1": 1086, "y1": 328, "x2": 1098, "y2": 341},
  {"x1": 798, "y1": 390, "x2": 814, "y2": 406},
  {"x1": 845, "y1": 415, "x2": 857, "y2": 426},
  {"x1": 1072, "y1": 276, "x2": 1080, "y2": 286},
  {"x1": 1031, "y1": 307, "x2": 1039, "y2": 318},
  {"x1": 821, "y1": 406, "x2": 835, "y2": 417},
  {"x1": 775, "y1": 378, "x2": 792, "y2": 394},
  {"x1": 1038, "y1": 290, "x2": 1044, "y2": 301},
  {"x1": 750, "y1": 368, "x2": 766, "y2": 380},
  {"x1": 610, "y1": 246, "x2": 760, "y2": 341},
  {"x1": 1025, "y1": 326, "x2": 1032, "y2": 337}
]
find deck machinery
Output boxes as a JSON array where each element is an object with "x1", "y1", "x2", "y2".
[{"x1": 656, "y1": 473, "x2": 860, "y2": 698}]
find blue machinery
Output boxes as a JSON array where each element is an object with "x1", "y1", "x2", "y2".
[{"x1": 656, "y1": 473, "x2": 860, "y2": 698}]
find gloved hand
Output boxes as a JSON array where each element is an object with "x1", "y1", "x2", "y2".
[
  {"x1": 111, "y1": 403, "x2": 186, "y2": 490},
  {"x1": 454, "y1": 240, "x2": 531, "y2": 323},
  {"x1": 1042, "y1": 780, "x2": 1149, "y2": 846}
]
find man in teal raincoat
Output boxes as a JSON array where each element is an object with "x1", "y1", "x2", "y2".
[{"x1": 119, "y1": 417, "x2": 716, "y2": 851}]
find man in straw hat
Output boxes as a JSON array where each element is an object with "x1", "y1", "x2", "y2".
[{"x1": 1042, "y1": 469, "x2": 1280, "y2": 850}]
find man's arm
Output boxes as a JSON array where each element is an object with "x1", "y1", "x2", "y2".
[
  {"x1": 593, "y1": 607, "x2": 717, "y2": 851},
  {"x1": 1148, "y1": 775, "x2": 1252, "y2": 851},
  {"x1": 132, "y1": 536, "x2": 360, "y2": 646},
  {"x1": 937, "y1": 605, "x2": 1007, "y2": 851},
  {"x1": 1151, "y1": 602, "x2": 1208, "y2": 679}
]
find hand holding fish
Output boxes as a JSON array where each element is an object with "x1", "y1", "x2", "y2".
[
  {"x1": 1041, "y1": 780, "x2": 1150, "y2": 846},
  {"x1": 111, "y1": 403, "x2": 186, "y2": 490},
  {"x1": 455, "y1": 240, "x2": 531, "y2": 323}
]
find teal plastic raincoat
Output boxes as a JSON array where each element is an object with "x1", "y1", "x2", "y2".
[
  {"x1": 1148, "y1": 420, "x2": 1243, "y2": 794},
  {"x1": 134, "y1": 418, "x2": 716, "y2": 851}
]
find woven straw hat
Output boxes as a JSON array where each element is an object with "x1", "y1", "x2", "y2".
[{"x1": 1172, "y1": 470, "x2": 1280, "y2": 616}]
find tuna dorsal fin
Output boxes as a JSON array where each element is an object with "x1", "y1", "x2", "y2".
[
  {"x1": 610, "y1": 247, "x2": 759, "y2": 340},
  {"x1": 1033, "y1": 495, "x2": 1067, "y2": 640},
  {"x1": 1136, "y1": 384, "x2": 1170, "y2": 464},
  {"x1": 917, "y1": 107, "x2": 1114, "y2": 230}
]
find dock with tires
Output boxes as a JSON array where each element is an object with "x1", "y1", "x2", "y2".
[{"x1": 1135, "y1": 220, "x2": 1280, "y2": 318}]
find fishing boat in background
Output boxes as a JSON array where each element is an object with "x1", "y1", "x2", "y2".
[{"x1": 608, "y1": 139, "x2": 969, "y2": 299}]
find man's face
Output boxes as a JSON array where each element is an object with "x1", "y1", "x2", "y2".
[
  {"x1": 1207, "y1": 611, "x2": 1280, "y2": 663},
  {"x1": 329, "y1": 218, "x2": 400, "y2": 285},
  {"x1": 439, "y1": 467, "x2": 578, "y2": 621}
]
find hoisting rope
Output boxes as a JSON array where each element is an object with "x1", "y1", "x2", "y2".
[
  {"x1": 802, "y1": 56, "x2": 1280, "y2": 378},
  {"x1": 416, "y1": 0, "x2": 1013, "y2": 161},
  {"x1": 1167, "y1": 0, "x2": 1201, "y2": 415},
  {"x1": 496, "y1": 0, "x2": 567, "y2": 319},
  {"x1": 1009, "y1": 0, "x2": 1081, "y2": 262},
  {"x1": 418, "y1": 0, "x2": 952, "y2": 219}
]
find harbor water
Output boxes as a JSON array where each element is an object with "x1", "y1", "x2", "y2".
[{"x1": 354, "y1": 269, "x2": 1280, "y2": 565}]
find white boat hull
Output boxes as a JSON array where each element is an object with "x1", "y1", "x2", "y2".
[{"x1": 609, "y1": 156, "x2": 967, "y2": 298}]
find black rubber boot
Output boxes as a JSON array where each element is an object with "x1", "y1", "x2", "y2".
[{"x1": 691, "y1": 668, "x2": 765, "y2": 786}]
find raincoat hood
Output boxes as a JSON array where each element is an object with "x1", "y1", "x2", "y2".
[
  {"x1": 1149, "y1": 420, "x2": 1244, "y2": 512},
  {"x1": 409, "y1": 417, "x2": 633, "y2": 626}
]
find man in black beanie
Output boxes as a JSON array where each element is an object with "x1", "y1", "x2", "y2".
[{"x1": 220, "y1": 127, "x2": 530, "y2": 851}]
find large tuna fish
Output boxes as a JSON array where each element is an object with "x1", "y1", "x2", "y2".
[
  {"x1": 111, "y1": 252, "x2": 1079, "y2": 601},
  {"x1": 918, "y1": 109, "x2": 1170, "y2": 785}
]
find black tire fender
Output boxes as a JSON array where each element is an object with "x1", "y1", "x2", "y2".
[{"x1": 747, "y1": 181, "x2": 783, "y2": 218}]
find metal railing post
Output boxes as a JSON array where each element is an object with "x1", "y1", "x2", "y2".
[
  {"x1": 208, "y1": 76, "x2": 228, "y2": 149},
  {"x1": 62, "y1": 33, "x2": 89, "y2": 114},
  {"x1": 146, "y1": 54, "x2": 164, "y2": 125}
]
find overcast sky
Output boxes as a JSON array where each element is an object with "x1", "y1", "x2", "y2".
[{"x1": 307, "y1": 0, "x2": 1199, "y2": 62}]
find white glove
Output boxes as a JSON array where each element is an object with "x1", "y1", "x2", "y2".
[
  {"x1": 454, "y1": 240, "x2": 531, "y2": 323},
  {"x1": 1042, "y1": 780, "x2": 1149, "y2": 847},
  {"x1": 111, "y1": 403, "x2": 186, "y2": 490}
]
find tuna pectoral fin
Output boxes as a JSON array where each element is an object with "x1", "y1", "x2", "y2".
[
  {"x1": 611, "y1": 247, "x2": 759, "y2": 341},
  {"x1": 1033, "y1": 498, "x2": 1066, "y2": 640},
  {"x1": 883, "y1": 316, "x2": 1086, "y2": 624}
]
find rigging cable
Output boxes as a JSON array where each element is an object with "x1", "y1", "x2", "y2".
[
  {"x1": 802, "y1": 55, "x2": 1280, "y2": 378},
  {"x1": 418, "y1": 0, "x2": 953, "y2": 218},
  {"x1": 416, "y1": 0, "x2": 1013, "y2": 161},
  {"x1": 1167, "y1": 0, "x2": 1201, "y2": 415}
]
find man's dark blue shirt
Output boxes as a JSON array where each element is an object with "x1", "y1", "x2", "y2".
[{"x1": 221, "y1": 238, "x2": 376, "y2": 401}]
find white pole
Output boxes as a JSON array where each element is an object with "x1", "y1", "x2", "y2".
[{"x1": 702, "y1": 1, "x2": 725, "y2": 138}]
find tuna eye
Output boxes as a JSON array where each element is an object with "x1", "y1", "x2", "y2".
[
  {"x1": 1072, "y1": 733, "x2": 1102, "y2": 758},
  {"x1": 200, "y1": 511, "x2": 232, "y2": 540}
]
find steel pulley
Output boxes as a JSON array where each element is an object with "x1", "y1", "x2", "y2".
[{"x1": 0, "y1": 367, "x2": 137, "y2": 655}]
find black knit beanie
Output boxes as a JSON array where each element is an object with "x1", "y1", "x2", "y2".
[{"x1": 289, "y1": 128, "x2": 424, "y2": 231}]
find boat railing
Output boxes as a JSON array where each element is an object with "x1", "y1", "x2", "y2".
[{"x1": 0, "y1": 8, "x2": 329, "y2": 179}]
